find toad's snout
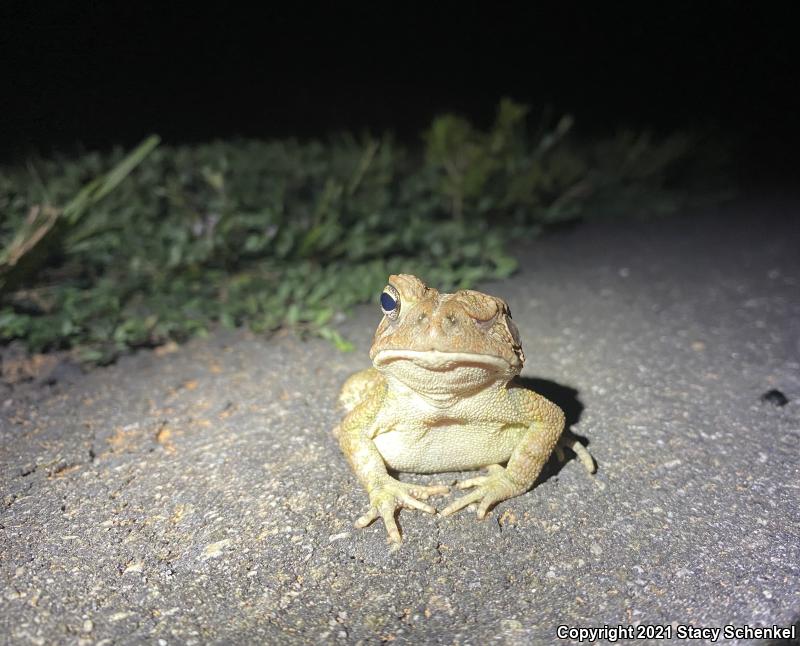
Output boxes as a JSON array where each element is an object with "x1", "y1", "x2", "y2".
[{"x1": 413, "y1": 304, "x2": 471, "y2": 349}]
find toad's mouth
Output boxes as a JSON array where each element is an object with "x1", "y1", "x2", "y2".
[
  {"x1": 372, "y1": 349, "x2": 511, "y2": 373},
  {"x1": 372, "y1": 350, "x2": 513, "y2": 400}
]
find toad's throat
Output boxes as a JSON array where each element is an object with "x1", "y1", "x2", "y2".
[{"x1": 373, "y1": 349, "x2": 512, "y2": 399}]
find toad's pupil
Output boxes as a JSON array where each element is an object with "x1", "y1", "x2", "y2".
[{"x1": 380, "y1": 292, "x2": 397, "y2": 311}]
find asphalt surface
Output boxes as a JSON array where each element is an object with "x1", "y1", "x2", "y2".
[{"x1": 1, "y1": 196, "x2": 799, "y2": 645}]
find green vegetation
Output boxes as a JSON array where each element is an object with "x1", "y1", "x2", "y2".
[{"x1": 0, "y1": 100, "x2": 696, "y2": 363}]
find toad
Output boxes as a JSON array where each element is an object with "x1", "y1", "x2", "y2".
[{"x1": 335, "y1": 274, "x2": 595, "y2": 543}]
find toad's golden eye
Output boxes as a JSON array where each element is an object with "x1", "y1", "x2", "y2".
[{"x1": 380, "y1": 284, "x2": 400, "y2": 320}]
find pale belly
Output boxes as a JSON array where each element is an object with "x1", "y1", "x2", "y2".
[{"x1": 373, "y1": 422, "x2": 527, "y2": 473}]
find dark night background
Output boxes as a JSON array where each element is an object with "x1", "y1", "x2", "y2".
[{"x1": 2, "y1": 3, "x2": 799, "y2": 182}]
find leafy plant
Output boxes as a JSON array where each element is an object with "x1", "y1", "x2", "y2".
[{"x1": 0, "y1": 100, "x2": 698, "y2": 363}]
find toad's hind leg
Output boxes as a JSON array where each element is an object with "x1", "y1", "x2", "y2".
[
  {"x1": 334, "y1": 368, "x2": 385, "y2": 440},
  {"x1": 338, "y1": 368, "x2": 385, "y2": 413}
]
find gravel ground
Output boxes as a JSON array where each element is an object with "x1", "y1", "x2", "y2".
[{"x1": 1, "y1": 196, "x2": 799, "y2": 645}]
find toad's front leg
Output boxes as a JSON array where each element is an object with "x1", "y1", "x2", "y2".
[
  {"x1": 338, "y1": 399, "x2": 448, "y2": 543},
  {"x1": 441, "y1": 391, "x2": 573, "y2": 518}
]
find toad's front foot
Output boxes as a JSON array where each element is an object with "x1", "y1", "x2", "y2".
[
  {"x1": 440, "y1": 464, "x2": 524, "y2": 519},
  {"x1": 354, "y1": 477, "x2": 449, "y2": 544}
]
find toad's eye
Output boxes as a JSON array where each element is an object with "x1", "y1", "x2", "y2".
[{"x1": 380, "y1": 285, "x2": 401, "y2": 320}]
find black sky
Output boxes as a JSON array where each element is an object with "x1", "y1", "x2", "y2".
[{"x1": 2, "y1": 3, "x2": 798, "y2": 174}]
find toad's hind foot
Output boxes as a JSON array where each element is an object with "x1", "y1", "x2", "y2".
[{"x1": 556, "y1": 431, "x2": 596, "y2": 473}]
